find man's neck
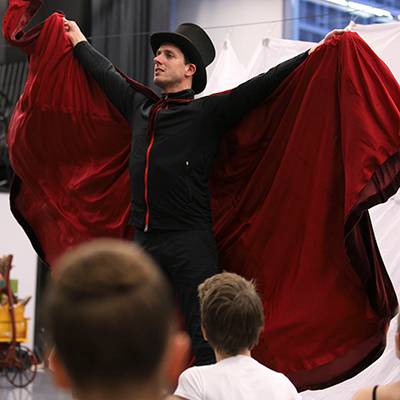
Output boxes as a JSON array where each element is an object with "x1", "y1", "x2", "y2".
[
  {"x1": 161, "y1": 89, "x2": 192, "y2": 96},
  {"x1": 214, "y1": 348, "x2": 251, "y2": 362},
  {"x1": 158, "y1": 82, "x2": 192, "y2": 95}
]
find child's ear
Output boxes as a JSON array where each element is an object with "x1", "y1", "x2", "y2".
[
  {"x1": 48, "y1": 348, "x2": 73, "y2": 390},
  {"x1": 201, "y1": 325, "x2": 208, "y2": 341},
  {"x1": 164, "y1": 331, "x2": 191, "y2": 388}
]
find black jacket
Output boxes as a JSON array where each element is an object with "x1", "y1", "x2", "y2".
[{"x1": 74, "y1": 42, "x2": 308, "y2": 231}]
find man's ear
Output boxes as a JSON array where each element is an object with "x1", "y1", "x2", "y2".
[
  {"x1": 185, "y1": 63, "x2": 196, "y2": 78},
  {"x1": 48, "y1": 348, "x2": 73, "y2": 390},
  {"x1": 163, "y1": 330, "x2": 191, "y2": 389}
]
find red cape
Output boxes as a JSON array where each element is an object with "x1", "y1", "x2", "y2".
[{"x1": 4, "y1": 0, "x2": 399, "y2": 390}]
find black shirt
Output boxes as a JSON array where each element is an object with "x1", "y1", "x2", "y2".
[{"x1": 74, "y1": 42, "x2": 308, "y2": 231}]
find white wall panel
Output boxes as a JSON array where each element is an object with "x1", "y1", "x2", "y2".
[
  {"x1": 175, "y1": 0, "x2": 284, "y2": 73},
  {"x1": 0, "y1": 192, "x2": 37, "y2": 349}
]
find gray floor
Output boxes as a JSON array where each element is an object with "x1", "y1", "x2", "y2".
[{"x1": 0, "y1": 370, "x2": 71, "y2": 400}]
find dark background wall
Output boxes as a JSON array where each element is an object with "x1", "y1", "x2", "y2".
[
  {"x1": 0, "y1": 0, "x2": 173, "y2": 85},
  {"x1": 0, "y1": 1, "x2": 6, "y2": 63},
  {"x1": 91, "y1": 0, "x2": 172, "y2": 88},
  {"x1": 0, "y1": 0, "x2": 92, "y2": 64}
]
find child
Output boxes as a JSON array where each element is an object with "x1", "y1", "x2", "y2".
[
  {"x1": 45, "y1": 239, "x2": 190, "y2": 400},
  {"x1": 173, "y1": 272, "x2": 302, "y2": 400}
]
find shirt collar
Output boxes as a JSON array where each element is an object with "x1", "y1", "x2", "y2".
[{"x1": 161, "y1": 89, "x2": 195, "y2": 100}]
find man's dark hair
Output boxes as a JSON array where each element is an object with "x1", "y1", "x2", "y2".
[
  {"x1": 183, "y1": 52, "x2": 192, "y2": 65},
  {"x1": 198, "y1": 272, "x2": 265, "y2": 356},
  {"x1": 44, "y1": 239, "x2": 174, "y2": 390}
]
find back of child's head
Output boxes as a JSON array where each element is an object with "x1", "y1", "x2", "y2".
[
  {"x1": 44, "y1": 239, "x2": 174, "y2": 391},
  {"x1": 198, "y1": 272, "x2": 264, "y2": 356}
]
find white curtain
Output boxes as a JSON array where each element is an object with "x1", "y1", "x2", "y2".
[
  {"x1": 202, "y1": 36, "x2": 247, "y2": 96},
  {"x1": 204, "y1": 22, "x2": 400, "y2": 399},
  {"x1": 246, "y1": 37, "x2": 315, "y2": 78},
  {"x1": 346, "y1": 21, "x2": 400, "y2": 82}
]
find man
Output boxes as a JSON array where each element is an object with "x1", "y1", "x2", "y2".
[
  {"x1": 63, "y1": 19, "x2": 340, "y2": 365},
  {"x1": 172, "y1": 272, "x2": 302, "y2": 400},
  {"x1": 45, "y1": 239, "x2": 190, "y2": 400}
]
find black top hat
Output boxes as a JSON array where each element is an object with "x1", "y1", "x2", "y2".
[{"x1": 150, "y1": 23, "x2": 216, "y2": 94}]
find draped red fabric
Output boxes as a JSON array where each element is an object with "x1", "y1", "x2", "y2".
[
  {"x1": 209, "y1": 31, "x2": 400, "y2": 389},
  {"x1": 3, "y1": 0, "x2": 136, "y2": 264},
  {"x1": 3, "y1": 0, "x2": 399, "y2": 391}
]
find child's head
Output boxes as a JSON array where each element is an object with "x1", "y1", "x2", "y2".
[
  {"x1": 198, "y1": 272, "x2": 264, "y2": 356},
  {"x1": 45, "y1": 239, "x2": 189, "y2": 396}
]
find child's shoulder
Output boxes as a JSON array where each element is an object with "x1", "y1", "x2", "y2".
[{"x1": 182, "y1": 362, "x2": 219, "y2": 377}]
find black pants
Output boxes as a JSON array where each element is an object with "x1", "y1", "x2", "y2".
[{"x1": 135, "y1": 229, "x2": 218, "y2": 365}]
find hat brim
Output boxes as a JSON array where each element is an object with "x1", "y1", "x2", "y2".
[{"x1": 151, "y1": 32, "x2": 207, "y2": 94}]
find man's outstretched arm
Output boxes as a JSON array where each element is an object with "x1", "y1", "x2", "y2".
[
  {"x1": 206, "y1": 29, "x2": 345, "y2": 132},
  {"x1": 64, "y1": 19, "x2": 136, "y2": 122}
]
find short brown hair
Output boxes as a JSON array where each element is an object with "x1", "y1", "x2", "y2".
[
  {"x1": 198, "y1": 272, "x2": 264, "y2": 356},
  {"x1": 44, "y1": 239, "x2": 174, "y2": 390}
]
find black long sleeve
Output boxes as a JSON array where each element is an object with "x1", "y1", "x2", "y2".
[
  {"x1": 72, "y1": 41, "x2": 309, "y2": 232},
  {"x1": 204, "y1": 51, "x2": 309, "y2": 131},
  {"x1": 73, "y1": 41, "x2": 308, "y2": 131},
  {"x1": 73, "y1": 41, "x2": 136, "y2": 122}
]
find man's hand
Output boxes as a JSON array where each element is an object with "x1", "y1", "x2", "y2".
[
  {"x1": 63, "y1": 18, "x2": 87, "y2": 47},
  {"x1": 308, "y1": 29, "x2": 346, "y2": 54}
]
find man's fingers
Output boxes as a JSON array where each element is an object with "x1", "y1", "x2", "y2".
[
  {"x1": 334, "y1": 29, "x2": 345, "y2": 34},
  {"x1": 324, "y1": 28, "x2": 346, "y2": 42}
]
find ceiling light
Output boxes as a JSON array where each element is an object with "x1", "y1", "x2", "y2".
[
  {"x1": 347, "y1": 1, "x2": 393, "y2": 18},
  {"x1": 326, "y1": 0, "x2": 348, "y2": 6}
]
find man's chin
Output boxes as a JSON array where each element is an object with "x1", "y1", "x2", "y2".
[{"x1": 153, "y1": 77, "x2": 165, "y2": 89}]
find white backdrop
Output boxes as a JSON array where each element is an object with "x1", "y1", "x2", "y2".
[
  {"x1": 0, "y1": 192, "x2": 37, "y2": 349},
  {"x1": 176, "y1": 0, "x2": 284, "y2": 75},
  {"x1": 202, "y1": 37, "x2": 247, "y2": 96},
  {"x1": 203, "y1": 21, "x2": 400, "y2": 399}
]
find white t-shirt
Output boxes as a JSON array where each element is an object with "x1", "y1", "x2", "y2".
[{"x1": 174, "y1": 355, "x2": 302, "y2": 400}]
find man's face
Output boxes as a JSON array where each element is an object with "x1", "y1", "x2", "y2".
[{"x1": 153, "y1": 43, "x2": 195, "y2": 92}]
